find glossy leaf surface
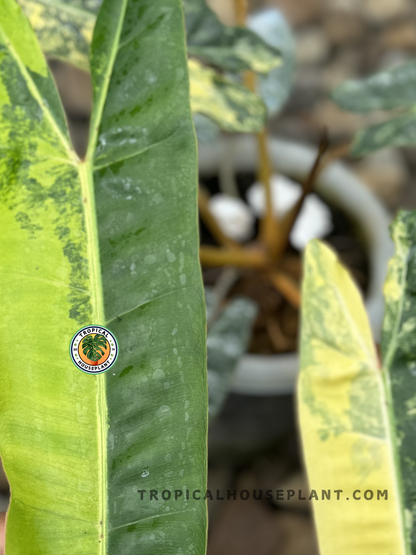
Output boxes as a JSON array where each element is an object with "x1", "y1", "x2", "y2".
[
  {"x1": 298, "y1": 240, "x2": 407, "y2": 555},
  {"x1": 0, "y1": 1, "x2": 207, "y2": 554}
]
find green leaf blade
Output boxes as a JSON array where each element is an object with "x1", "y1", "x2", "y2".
[
  {"x1": 0, "y1": 3, "x2": 98, "y2": 549},
  {"x1": 382, "y1": 211, "x2": 416, "y2": 552},
  {"x1": 0, "y1": 1, "x2": 208, "y2": 554}
]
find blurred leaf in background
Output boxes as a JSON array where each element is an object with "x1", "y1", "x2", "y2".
[
  {"x1": 247, "y1": 8, "x2": 296, "y2": 117},
  {"x1": 19, "y1": 0, "x2": 283, "y2": 136},
  {"x1": 17, "y1": 0, "x2": 96, "y2": 70},
  {"x1": 298, "y1": 214, "x2": 416, "y2": 554},
  {"x1": 183, "y1": 0, "x2": 280, "y2": 73},
  {"x1": 206, "y1": 288, "x2": 257, "y2": 419},
  {"x1": 189, "y1": 58, "x2": 266, "y2": 133},
  {"x1": 331, "y1": 62, "x2": 416, "y2": 157}
]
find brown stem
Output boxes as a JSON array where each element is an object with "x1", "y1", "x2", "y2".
[
  {"x1": 266, "y1": 317, "x2": 292, "y2": 352},
  {"x1": 268, "y1": 271, "x2": 301, "y2": 309},
  {"x1": 272, "y1": 131, "x2": 329, "y2": 261},
  {"x1": 232, "y1": 0, "x2": 279, "y2": 257},
  {"x1": 198, "y1": 187, "x2": 240, "y2": 249},
  {"x1": 257, "y1": 129, "x2": 279, "y2": 254},
  {"x1": 200, "y1": 245, "x2": 268, "y2": 269},
  {"x1": 233, "y1": 0, "x2": 248, "y2": 25},
  {"x1": 317, "y1": 141, "x2": 351, "y2": 175}
]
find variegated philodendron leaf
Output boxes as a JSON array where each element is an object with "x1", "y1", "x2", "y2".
[
  {"x1": 351, "y1": 114, "x2": 416, "y2": 157},
  {"x1": 17, "y1": 0, "x2": 97, "y2": 70},
  {"x1": 19, "y1": 0, "x2": 277, "y2": 133},
  {"x1": 332, "y1": 62, "x2": 416, "y2": 113},
  {"x1": 331, "y1": 62, "x2": 416, "y2": 156},
  {"x1": 189, "y1": 58, "x2": 266, "y2": 133},
  {"x1": 382, "y1": 210, "x2": 416, "y2": 552},
  {"x1": 298, "y1": 240, "x2": 408, "y2": 555},
  {"x1": 183, "y1": 0, "x2": 281, "y2": 74},
  {"x1": 0, "y1": 0, "x2": 207, "y2": 553}
]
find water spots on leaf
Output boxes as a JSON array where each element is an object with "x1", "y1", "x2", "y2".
[
  {"x1": 153, "y1": 368, "x2": 165, "y2": 380},
  {"x1": 144, "y1": 254, "x2": 156, "y2": 265},
  {"x1": 119, "y1": 365, "x2": 133, "y2": 377},
  {"x1": 155, "y1": 405, "x2": 172, "y2": 421},
  {"x1": 141, "y1": 467, "x2": 150, "y2": 478}
]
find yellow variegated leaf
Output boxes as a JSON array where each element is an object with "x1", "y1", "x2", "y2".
[
  {"x1": 19, "y1": 0, "x2": 268, "y2": 133},
  {"x1": 298, "y1": 240, "x2": 407, "y2": 555},
  {"x1": 188, "y1": 58, "x2": 266, "y2": 133},
  {"x1": 17, "y1": 0, "x2": 96, "y2": 70}
]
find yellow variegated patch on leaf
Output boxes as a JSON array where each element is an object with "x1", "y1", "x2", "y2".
[
  {"x1": 188, "y1": 58, "x2": 266, "y2": 133},
  {"x1": 298, "y1": 240, "x2": 407, "y2": 555},
  {"x1": 17, "y1": 0, "x2": 95, "y2": 70},
  {"x1": 18, "y1": 0, "x2": 269, "y2": 133}
]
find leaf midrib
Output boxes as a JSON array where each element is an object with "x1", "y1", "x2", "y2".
[
  {"x1": 382, "y1": 248, "x2": 411, "y2": 555},
  {"x1": 84, "y1": 2, "x2": 129, "y2": 553}
]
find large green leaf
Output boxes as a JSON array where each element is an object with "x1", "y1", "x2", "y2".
[
  {"x1": 382, "y1": 211, "x2": 416, "y2": 551},
  {"x1": 0, "y1": 1, "x2": 207, "y2": 554},
  {"x1": 298, "y1": 240, "x2": 408, "y2": 555},
  {"x1": 18, "y1": 0, "x2": 274, "y2": 133},
  {"x1": 332, "y1": 62, "x2": 416, "y2": 113}
]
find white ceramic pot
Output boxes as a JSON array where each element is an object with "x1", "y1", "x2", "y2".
[{"x1": 199, "y1": 135, "x2": 395, "y2": 396}]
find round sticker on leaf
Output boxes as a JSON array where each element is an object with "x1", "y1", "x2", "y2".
[{"x1": 70, "y1": 326, "x2": 118, "y2": 374}]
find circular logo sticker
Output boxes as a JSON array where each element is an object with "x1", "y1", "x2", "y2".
[{"x1": 70, "y1": 326, "x2": 118, "y2": 374}]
